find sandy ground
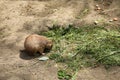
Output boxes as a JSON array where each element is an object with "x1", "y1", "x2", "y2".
[{"x1": 0, "y1": 0, "x2": 120, "y2": 80}]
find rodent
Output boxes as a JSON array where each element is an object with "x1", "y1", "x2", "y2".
[{"x1": 24, "y1": 34, "x2": 53, "y2": 56}]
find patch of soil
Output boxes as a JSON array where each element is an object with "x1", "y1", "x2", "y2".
[{"x1": 77, "y1": 66, "x2": 120, "y2": 80}]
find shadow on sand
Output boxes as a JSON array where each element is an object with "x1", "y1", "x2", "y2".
[
  {"x1": 19, "y1": 48, "x2": 51, "y2": 60},
  {"x1": 19, "y1": 50, "x2": 41, "y2": 60}
]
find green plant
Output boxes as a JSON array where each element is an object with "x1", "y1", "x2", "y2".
[
  {"x1": 39, "y1": 24, "x2": 120, "y2": 79},
  {"x1": 58, "y1": 70, "x2": 72, "y2": 80},
  {"x1": 49, "y1": 53, "x2": 65, "y2": 62}
]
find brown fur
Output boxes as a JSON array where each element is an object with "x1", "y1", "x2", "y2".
[{"x1": 24, "y1": 34, "x2": 53, "y2": 56}]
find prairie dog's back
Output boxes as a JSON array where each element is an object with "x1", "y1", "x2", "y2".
[
  {"x1": 24, "y1": 34, "x2": 53, "y2": 55},
  {"x1": 24, "y1": 35, "x2": 40, "y2": 48}
]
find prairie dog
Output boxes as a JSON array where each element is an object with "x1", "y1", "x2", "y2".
[{"x1": 24, "y1": 34, "x2": 53, "y2": 56}]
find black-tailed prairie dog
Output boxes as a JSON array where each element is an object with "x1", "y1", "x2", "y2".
[{"x1": 24, "y1": 34, "x2": 53, "y2": 56}]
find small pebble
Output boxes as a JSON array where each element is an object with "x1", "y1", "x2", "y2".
[
  {"x1": 97, "y1": 7, "x2": 101, "y2": 10},
  {"x1": 109, "y1": 20, "x2": 113, "y2": 22},
  {"x1": 94, "y1": 21, "x2": 98, "y2": 25},
  {"x1": 113, "y1": 18, "x2": 118, "y2": 21},
  {"x1": 95, "y1": 5, "x2": 99, "y2": 7}
]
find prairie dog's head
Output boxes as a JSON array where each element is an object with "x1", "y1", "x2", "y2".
[{"x1": 46, "y1": 40, "x2": 53, "y2": 50}]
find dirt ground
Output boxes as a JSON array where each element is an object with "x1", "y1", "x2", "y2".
[{"x1": 0, "y1": 0, "x2": 120, "y2": 80}]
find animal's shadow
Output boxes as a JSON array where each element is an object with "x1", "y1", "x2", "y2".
[{"x1": 19, "y1": 48, "x2": 51, "y2": 60}]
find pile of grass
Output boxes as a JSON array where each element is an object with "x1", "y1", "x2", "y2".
[{"x1": 40, "y1": 25, "x2": 120, "y2": 79}]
